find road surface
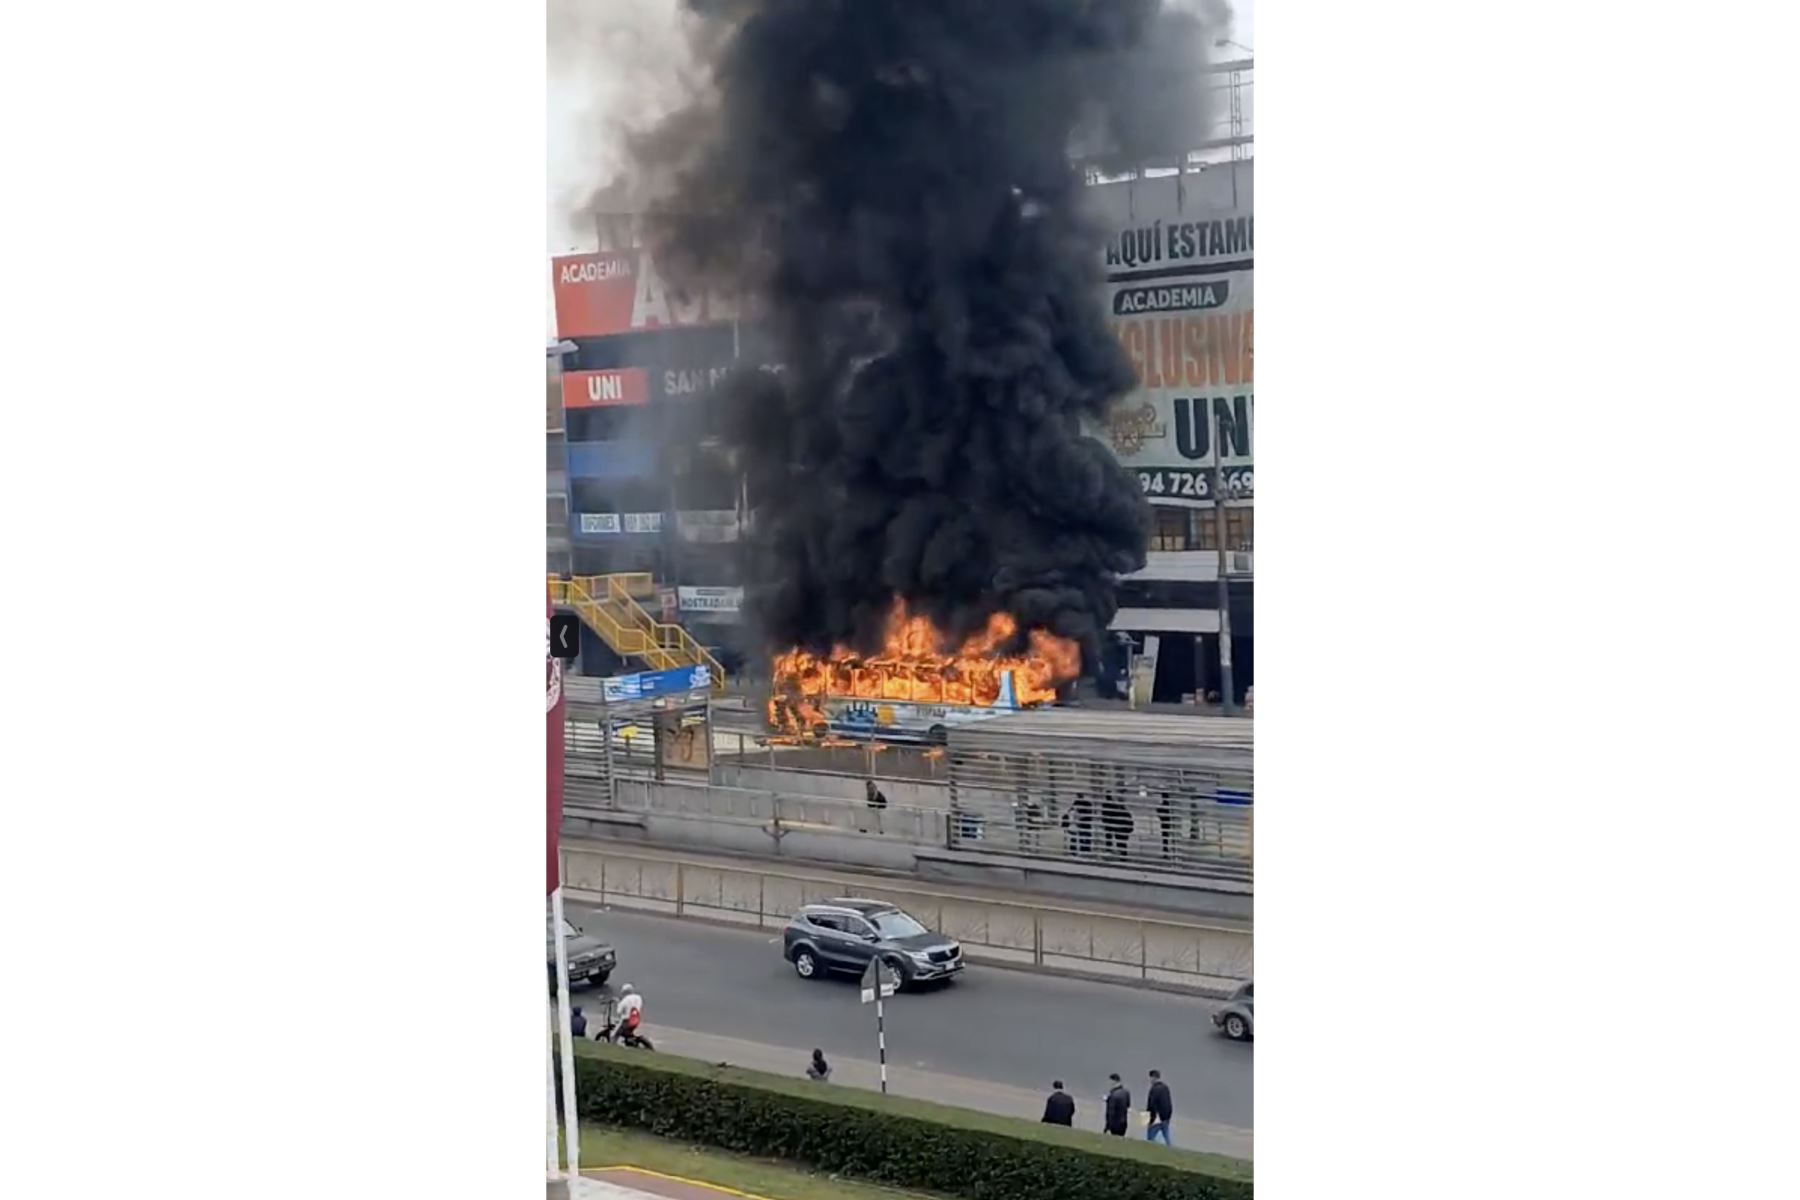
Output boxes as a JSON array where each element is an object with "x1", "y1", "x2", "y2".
[{"x1": 562, "y1": 904, "x2": 1253, "y2": 1158}]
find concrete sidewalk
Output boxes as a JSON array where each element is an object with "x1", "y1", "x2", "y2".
[
  {"x1": 646, "y1": 1023, "x2": 1254, "y2": 1162},
  {"x1": 551, "y1": 1168, "x2": 760, "y2": 1199}
]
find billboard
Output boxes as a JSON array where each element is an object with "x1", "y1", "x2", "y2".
[
  {"x1": 565, "y1": 442, "x2": 655, "y2": 480},
  {"x1": 551, "y1": 249, "x2": 741, "y2": 339},
  {"x1": 575, "y1": 511, "x2": 662, "y2": 536},
  {"x1": 550, "y1": 252, "x2": 637, "y2": 338},
  {"x1": 1086, "y1": 165, "x2": 1254, "y2": 510},
  {"x1": 600, "y1": 664, "x2": 713, "y2": 704},
  {"x1": 677, "y1": 585, "x2": 743, "y2": 613},
  {"x1": 561, "y1": 368, "x2": 649, "y2": 409}
]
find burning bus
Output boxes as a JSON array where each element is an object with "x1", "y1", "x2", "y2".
[{"x1": 768, "y1": 600, "x2": 1081, "y2": 744}]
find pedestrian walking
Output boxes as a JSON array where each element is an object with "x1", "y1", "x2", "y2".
[
  {"x1": 569, "y1": 1005, "x2": 587, "y2": 1039},
  {"x1": 1145, "y1": 1069, "x2": 1175, "y2": 1146},
  {"x1": 864, "y1": 779, "x2": 888, "y2": 835},
  {"x1": 806, "y1": 1048, "x2": 831, "y2": 1082},
  {"x1": 1103, "y1": 1073, "x2": 1131, "y2": 1137},
  {"x1": 1155, "y1": 791, "x2": 1177, "y2": 859},
  {"x1": 1040, "y1": 1080, "x2": 1075, "y2": 1126}
]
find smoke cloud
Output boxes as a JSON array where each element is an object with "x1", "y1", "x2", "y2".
[
  {"x1": 547, "y1": 0, "x2": 701, "y2": 252},
  {"x1": 608, "y1": 0, "x2": 1228, "y2": 671}
]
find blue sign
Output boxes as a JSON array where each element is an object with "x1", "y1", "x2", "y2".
[
  {"x1": 566, "y1": 440, "x2": 656, "y2": 481},
  {"x1": 601, "y1": 664, "x2": 713, "y2": 704}
]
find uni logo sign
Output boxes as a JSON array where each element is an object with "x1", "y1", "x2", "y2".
[{"x1": 560, "y1": 368, "x2": 649, "y2": 409}]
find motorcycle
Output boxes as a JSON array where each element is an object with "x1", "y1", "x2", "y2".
[{"x1": 595, "y1": 1019, "x2": 655, "y2": 1051}]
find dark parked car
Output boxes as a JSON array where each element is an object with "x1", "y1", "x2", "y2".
[
  {"x1": 782, "y1": 899, "x2": 964, "y2": 989},
  {"x1": 1212, "y1": 980, "x2": 1253, "y2": 1040},
  {"x1": 547, "y1": 915, "x2": 616, "y2": 989}
]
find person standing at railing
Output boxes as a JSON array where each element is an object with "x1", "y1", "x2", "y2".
[
  {"x1": 1062, "y1": 794, "x2": 1095, "y2": 857},
  {"x1": 1014, "y1": 790, "x2": 1044, "y2": 852},
  {"x1": 1156, "y1": 790, "x2": 1178, "y2": 859},
  {"x1": 1100, "y1": 793, "x2": 1134, "y2": 858}
]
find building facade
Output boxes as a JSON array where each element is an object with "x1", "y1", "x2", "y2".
[
  {"x1": 1085, "y1": 161, "x2": 1254, "y2": 704},
  {"x1": 549, "y1": 148, "x2": 1252, "y2": 704}
]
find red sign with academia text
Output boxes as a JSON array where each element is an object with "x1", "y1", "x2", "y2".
[{"x1": 552, "y1": 252, "x2": 637, "y2": 339}]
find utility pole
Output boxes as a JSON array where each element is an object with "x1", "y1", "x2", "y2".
[{"x1": 1210, "y1": 404, "x2": 1236, "y2": 716}]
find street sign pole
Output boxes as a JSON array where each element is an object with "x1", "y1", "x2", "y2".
[
  {"x1": 860, "y1": 959, "x2": 899, "y2": 1094},
  {"x1": 876, "y1": 993, "x2": 888, "y2": 1094}
]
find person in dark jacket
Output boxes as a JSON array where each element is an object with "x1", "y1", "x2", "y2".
[
  {"x1": 806, "y1": 1048, "x2": 831, "y2": 1082},
  {"x1": 1100, "y1": 795, "x2": 1134, "y2": 857},
  {"x1": 863, "y1": 779, "x2": 889, "y2": 834},
  {"x1": 1103, "y1": 1074, "x2": 1131, "y2": 1136},
  {"x1": 1145, "y1": 1069, "x2": 1174, "y2": 1145},
  {"x1": 1155, "y1": 791, "x2": 1179, "y2": 859},
  {"x1": 1041, "y1": 1081, "x2": 1075, "y2": 1126},
  {"x1": 1062, "y1": 795, "x2": 1096, "y2": 856},
  {"x1": 569, "y1": 1005, "x2": 587, "y2": 1039}
]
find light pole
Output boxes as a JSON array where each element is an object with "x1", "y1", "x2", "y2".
[{"x1": 1211, "y1": 406, "x2": 1236, "y2": 716}]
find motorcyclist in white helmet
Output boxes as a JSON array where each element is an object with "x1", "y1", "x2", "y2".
[{"x1": 604, "y1": 983, "x2": 647, "y2": 1046}]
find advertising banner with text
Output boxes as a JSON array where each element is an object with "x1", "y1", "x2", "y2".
[
  {"x1": 552, "y1": 249, "x2": 743, "y2": 340},
  {"x1": 677, "y1": 585, "x2": 743, "y2": 614},
  {"x1": 560, "y1": 368, "x2": 649, "y2": 409},
  {"x1": 1085, "y1": 166, "x2": 1254, "y2": 509},
  {"x1": 575, "y1": 511, "x2": 663, "y2": 536}
]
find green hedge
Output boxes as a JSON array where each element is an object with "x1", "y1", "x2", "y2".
[{"x1": 571, "y1": 1041, "x2": 1252, "y2": 1200}]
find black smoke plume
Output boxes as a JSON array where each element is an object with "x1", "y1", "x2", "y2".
[{"x1": 627, "y1": 0, "x2": 1226, "y2": 671}]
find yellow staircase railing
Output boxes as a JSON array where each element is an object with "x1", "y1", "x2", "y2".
[{"x1": 548, "y1": 573, "x2": 728, "y2": 696}]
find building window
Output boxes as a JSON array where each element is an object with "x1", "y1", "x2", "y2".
[
  {"x1": 1193, "y1": 505, "x2": 1254, "y2": 552},
  {"x1": 1149, "y1": 506, "x2": 1197, "y2": 551}
]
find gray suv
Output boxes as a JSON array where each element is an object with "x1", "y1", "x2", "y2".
[
  {"x1": 782, "y1": 898, "x2": 964, "y2": 989},
  {"x1": 547, "y1": 915, "x2": 616, "y2": 990}
]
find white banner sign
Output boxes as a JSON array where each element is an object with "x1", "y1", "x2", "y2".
[
  {"x1": 677, "y1": 586, "x2": 743, "y2": 614},
  {"x1": 576, "y1": 512, "x2": 620, "y2": 535},
  {"x1": 622, "y1": 511, "x2": 663, "y2": 534},
  {"x1": 1084, "y1": 169, "x2": 1254, "y2": 510},
  {"x1": 577, "y1": 512, "x2": 662, "y2": 535}
]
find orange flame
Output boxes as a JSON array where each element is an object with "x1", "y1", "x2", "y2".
[{"x1": 766, "y1": 599, "x2": 1080, "y2": 737}]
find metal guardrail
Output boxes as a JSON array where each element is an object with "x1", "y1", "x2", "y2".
[
  {"x1": 948, "y1": 745, "x2": 1252, "y2": 872},
  {"x1": 711, "y1": 735, "x2": 953, "y2": 784},
  {"x1": 560, "y1": 844, "x2": 1252, "y2": 991},
  {"x1": 592, "y1": 776, "x2": 1250, "y2": 878},
  {"x1": 608, "y1": 777, "x2": 946, "y2": 844}
]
